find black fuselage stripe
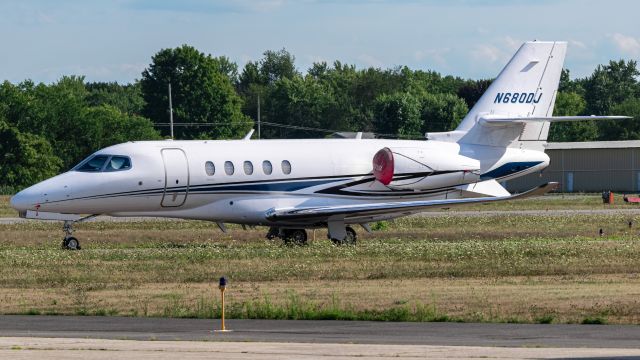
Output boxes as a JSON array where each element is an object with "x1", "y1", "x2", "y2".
[{"x1": 43, "y1": 170, "x2": 458, "y2": 205}]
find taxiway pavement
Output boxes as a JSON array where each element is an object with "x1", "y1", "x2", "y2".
[{"x1": 1, "y1": 315, "x2": 639, "y2": 348}]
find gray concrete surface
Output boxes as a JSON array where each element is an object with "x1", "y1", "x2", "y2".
[
  {"x1": 2, "y1": 337, "x2": 640, "y2": 360},
  {"x1": 1, "y1": 316, "x2": 639, "y2": 349}
]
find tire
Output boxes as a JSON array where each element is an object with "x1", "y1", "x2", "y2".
[
  {"x1": 266, "y1": 227, "x2": 279, "y2": 240},
  {"x1": 63, "y1": 236, "x2": 81, "y2": 250},
  {"x1": 344, "y1": 227, "x2": 357, "y2": 245},
  {"x1": 284, "y1": 229, "x2": 308, "y2": 246},
  {"x1": 331, "y1": 227, "x2": 357, "y2": 246}
]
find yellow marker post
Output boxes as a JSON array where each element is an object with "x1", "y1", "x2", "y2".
[{"x1": 215, "y1": 276, "x2": 231, "y2": 332}]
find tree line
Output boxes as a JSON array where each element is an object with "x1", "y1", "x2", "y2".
[{"x1": 1, "y1": 44, "x2": 639, "y2": 191}]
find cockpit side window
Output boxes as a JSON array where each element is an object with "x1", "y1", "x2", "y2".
[
  {"x1": 74, "y1": 155, "x2": 132, "y2": 172},
  {"x1": 75, "y1": 155, "x2": 109, "y2": 172},
  {"x1": 104, "y1": 156, "x2": 132, "y2": 172}
]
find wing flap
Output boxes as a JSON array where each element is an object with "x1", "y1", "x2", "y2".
[{"x1": 266, "y1": 182, "x2": 559, "y2": 222}]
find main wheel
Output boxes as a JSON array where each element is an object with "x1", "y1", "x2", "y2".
[
  {"x1": 344, "y1": 226, "x2": 357, "y2": 245},
  {"x1": 62, "y1": 236, "x2": 81, "y2": 250},
  {"x1": 284, "y1": 229, "x2": 308, "y2": 246},
  {"x1": 331, "y1": 227, "x2": 357, "y2": 246},
  {"x1": 266, "y1": 227, "x2": 279, "y2": 240}
]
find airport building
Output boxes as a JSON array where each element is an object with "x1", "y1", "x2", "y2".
[{"x1": 506, "y1": 140, "x2": 640, "y2": 193}]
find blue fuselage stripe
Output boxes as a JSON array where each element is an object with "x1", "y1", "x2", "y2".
[{"x1": 480, "y1": 161, "x2": 542, "y2": 180}]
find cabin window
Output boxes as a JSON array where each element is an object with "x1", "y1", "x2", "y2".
[
  {"x1": 75, "y1": 155, "x2": 110, "y2": 172},
  {"x1": 224, "y1": 161, "x2": 235, "y2": 175},
  {"x1": 205, "y1": 161, "x2": 215, "y2": 176},
  {"x1": 243, "y1": 161, "x2": 254, "y2": 175},
  {"x1": 281, "y1": 160, "x2": 292, "y2": 175},
  {"x1": 262, "y1": 160, "x2": 273, "y2": 175}
]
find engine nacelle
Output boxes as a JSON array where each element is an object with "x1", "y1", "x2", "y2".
[{"x1": 373, "y1": 147, "x2": 481, "y2": 190}]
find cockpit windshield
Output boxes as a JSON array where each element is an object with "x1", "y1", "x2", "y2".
[
  {"x1": 74, "y1": 155, "x2": 132, "y2": 172},
  {"x1": 105, "y1": 156, "x2": 132, "y2": 171}
]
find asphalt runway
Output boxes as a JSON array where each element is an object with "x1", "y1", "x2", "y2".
[{"x1": 1, "y1": 315, "x2": 639, "y2": 348}]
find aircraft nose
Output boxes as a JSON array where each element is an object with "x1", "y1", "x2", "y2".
[
  {"x1": 10, "y1": 186, "x2": 43, "y2": 212},
  {"x1": 10, "y1": 190, "x2": 30, "y2": 212}
]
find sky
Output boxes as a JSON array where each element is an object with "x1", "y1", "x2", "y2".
[{"x1": 1, "y1": 0, "x2": 640, "y2": 84}]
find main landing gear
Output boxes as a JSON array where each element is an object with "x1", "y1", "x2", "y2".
[
  {"x1": 266, "y1": 225, "x2": 358, "y2": 246},
  {"x1": 61, "y1": 215, "x2": 98, "y2": 250},
  {"x1": 266, "y1": 228, "x2": 308, "y2": 246},
  {"x1": 331, "y1": 226, "x2": 357, "y2": 246}
]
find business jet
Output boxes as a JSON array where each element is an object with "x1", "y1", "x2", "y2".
[{"x1": 10, "y1": 41, "x2": 628, "y2": 249}]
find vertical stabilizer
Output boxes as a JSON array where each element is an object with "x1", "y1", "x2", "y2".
[{"x1": 452, "y1": 41, "x2": 567, "y2": 150}]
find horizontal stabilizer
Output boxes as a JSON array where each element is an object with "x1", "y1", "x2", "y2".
[
  {"x1": 480, "y1": 115, "x2": 631, "y2": 126},
  {"x1": 266, "y1": 182, "x2": 558, "y2": 222}
]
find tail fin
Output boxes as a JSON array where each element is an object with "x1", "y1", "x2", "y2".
[{"x1": 429, "y1": 41, "x2": 567, "y2": 150}]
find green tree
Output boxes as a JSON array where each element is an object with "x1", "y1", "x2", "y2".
[
  {"x1": 548, "y1": 92, "x2": 597, "y2": 142},
  {"x1": 584, "y1": 60, "x2": 639, "y2": 115},
  {"x1": 558, "y1": 69, "x2": 584, "y2": 94},
  {"x1": 141, "y1": 45, "x2": 250, "y2": 139},
  {"x1": 214, "y1": 56, "x2": 239, "y2": 85},
  {"x1": 0, "y1": 80, "x2": 45, "y2": 134},
  {"x1": 261, "y1": 76, "x2": 339, "y2": 138},
  {"x1": 30, "y1": 76, "x2": 95, "y2": 169},
  {"x1": 456, "y1": 79, "x2": 492, "y2": 109},
  {"x1": 374, "y1": 92, "x2": 422, "y2": 137},
  {"x1": 420, "y1": 93, "x2": 468, "y2": 133},
  {"x1": 0, "y1": 119, "x2": 62, "y2": 189},
  {"x1": 599, "y1": 98, "x2": 640, "y2": 140},
  {"x1": 239, "y1": 48, "x2": 299, "y2": 90},
  {"x1": 86, "y1": 81, "x2": 145, "y2": 115},
  {"x1": 238, "y1": 49, "x2": 301, "y2": 138},
  {"x1": 84, "y1": 105, "x2": 161, "y2": 149}
]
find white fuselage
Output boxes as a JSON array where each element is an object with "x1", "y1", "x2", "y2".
[{"x1": 10, "y1": 138, "x2": 548, "y2": 226}]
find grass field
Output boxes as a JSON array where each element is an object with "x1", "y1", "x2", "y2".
[
  {"x1": 0, "y1": 196, "x2": 15, "y2": 217},
  {"x1": 1, "y1": 198, "x2": 640, "y2": 324}
]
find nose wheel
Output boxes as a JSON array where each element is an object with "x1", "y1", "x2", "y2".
[
  {"x1": 62, "y1": 236, "x2": 81, "y2": 250},
  {"x1": 60, "y1": 215, "x2": 97, "y2": 250},
  {"x1": 61, "y1": 221, "x2": 81, "y2": 250}
]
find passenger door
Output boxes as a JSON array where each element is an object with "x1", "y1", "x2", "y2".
[{"x1": 161, "y1": 148, "x2": 189, "y2": 207}]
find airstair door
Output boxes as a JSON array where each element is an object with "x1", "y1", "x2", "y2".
[{"x1": 161, "y1": 148, "x2": 189, "y2": 207}]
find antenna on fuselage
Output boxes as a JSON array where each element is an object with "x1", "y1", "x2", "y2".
[{"x1": 168, "y1": 83, "x2": 174, "y2": 140}]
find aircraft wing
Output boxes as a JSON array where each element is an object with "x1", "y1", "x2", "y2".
[{"x1": 266, "y1": 182, "x2": 559, "y2": 222}]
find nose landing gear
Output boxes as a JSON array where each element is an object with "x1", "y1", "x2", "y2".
[
  {"x1": 62, "y1": 221, "x2": 81, "y2": 250},
  {"x1": 60, "y1": 215, "x2": 98, "y2": 250}
]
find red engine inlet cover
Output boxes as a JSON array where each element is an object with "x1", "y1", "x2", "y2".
[{"x1": 373, "y1": 147, "x2": 394, "y2": 185}]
